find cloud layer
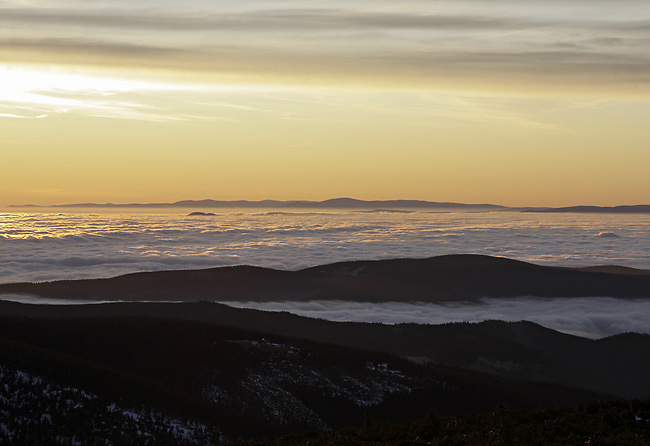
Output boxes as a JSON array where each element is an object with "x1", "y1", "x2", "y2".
[
  {"x1": 1, "y1": 210, "x2": 649, "y2": 284},
  {"x1": 221, "y1": 297, "x2": 650, "y2": 339},
  {"x1": 1, "y1": 2, "x2": 649, "y2": 93},
  {"x1": 2, "y1": 292, "x2": 646, "y2": 339}
]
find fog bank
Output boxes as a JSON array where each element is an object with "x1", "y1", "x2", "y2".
[
  {"x1": 222, "y1": 297, "x2": 650, "y2": 339},
  {"x1": 2, "y1": 211, "x2": 649, "y2": 283}
]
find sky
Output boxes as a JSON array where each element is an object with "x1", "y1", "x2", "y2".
[{"x1": 2, "y1": 0, "x2": 650, "y2": 207}]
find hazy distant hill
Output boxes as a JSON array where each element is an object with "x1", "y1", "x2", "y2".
[
  {"x1": 11, "y1": 199, "x2": 650, "y2": 214},
  {"x1": 522, "y1": 205, "x2": 650, "y2": 213},
  {"x1": 3, "y1": 254, "x2": 649, "y2": 303},
  {"x1": 9, "y1": 197, "x2": 507, "y2": 210}
]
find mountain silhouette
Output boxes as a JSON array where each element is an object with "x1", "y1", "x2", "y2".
[{"x1": 2, "y1": 254, "x2": 649, "y2": 303}]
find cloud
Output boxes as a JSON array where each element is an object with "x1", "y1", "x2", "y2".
[
  {"x1": 2, "y1": 37, "x2": 649, "y2": 95},
  {"x1": 0, "y1": 211, "x2": 646, "y2": 285},
  {"x1": 220, "y1": 298, "x2": 650, "y2": 339},
  {"x1": 1, "y1": 6, "x2": 649, "y2": 95},
  {"x1": 2, "y1": 293, "x2": 646, "y2": 339},
  {"x1": 0, "y1": 8, "x2": 548, "y2": 32},
  {"x1": 1, "y1": 7, "x2": 648, "y2": 35},
  {"x1": 0, "y1": 38, "x2": 180, "y2": 59},
  {"x1": 0, "y1": 64, "x2": 198, "y2": 121},
  {"x1": 0, "y1": 294, "x2": 113, "y2": 305},
  {"x1": 0, "y1": 255, "x2": 235, "y2": 283}
]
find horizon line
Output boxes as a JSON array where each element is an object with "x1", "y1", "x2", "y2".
[{"x1": 5, "y1": 198, "x2": 650, "y2": 213}]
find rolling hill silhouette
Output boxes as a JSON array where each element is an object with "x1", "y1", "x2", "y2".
[
  {"x1": 0, "y1": 314, "x2": 609, "y2": 441},
  {"x1": 0, "y1": 300, "x2": 648, "y2": 399},
  {"x1": 2, "y1": 254, "x2": 649, "y2": 303}
]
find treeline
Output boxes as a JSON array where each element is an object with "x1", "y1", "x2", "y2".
[{"x1": 244, "y1": 399, "x2": 650, "y2": 446}]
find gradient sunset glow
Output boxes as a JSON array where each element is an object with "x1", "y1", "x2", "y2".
[{"x1": 2, "y1": 0, "x2": 650, "y2": 207}]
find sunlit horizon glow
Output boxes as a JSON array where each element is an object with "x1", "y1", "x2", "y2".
[{"x1": 2, "y1": 1, "x2": 650, "y2": 207}]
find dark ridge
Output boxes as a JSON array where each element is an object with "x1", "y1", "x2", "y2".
[
  {"x1": 0, "y1": 301, "x2": 648, "y2": 399},
  {"x1": 353, "y1": 209, "x2": 415, "y2": 214},
  {"x1": 242, "y1": 398, "x2": 650, "y2": 446},
  {"x1": 0, "y1": 314, "x2": 610, "y2": 441},
  {"x1": 2, "y1": 254, "x2": 649, "y2": 303},
  {"x1": 0, "y1": 336, "x2": 216, "y2": 424},
  {"x1": 187, "y1": 211, "x2": 216, "y2": 216},
  {"x1": 572, "y1": 265, "x2": 650, "y2": 275}
]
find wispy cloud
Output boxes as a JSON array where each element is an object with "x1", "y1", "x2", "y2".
[
  {"x1": 1, "y1": 3, "x2": 649, "y2": 94},
  {"x1": 2, "y1": 37, "x2": 649, "y2": 95},
  {"x1": 0, "y1": 65, "x2": 201, "y2": 121},
  {"x1": 0, "y1": 8, "x2": 550, "y2": 32},
  {"x1": 1, "y1": 7, "x2": 649, "y2": 34}
]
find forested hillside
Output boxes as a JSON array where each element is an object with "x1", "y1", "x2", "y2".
[
  {"x1": 0, "y1": 316, "x2": 609, "y2": 442},
  {"x1": 244, "y1": 399, "x2": 650, "y2": 446}
]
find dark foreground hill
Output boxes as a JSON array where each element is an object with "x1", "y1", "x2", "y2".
[
  {"x1": 1, "y1": 300, "x2": 648, "y2": 399},
  {"x1": 0, "y1": 316, "x2": 606, "y2": 444},
  {"x1": 2, "y1": 254, "x2": 650, "y2": 302},
  {"x1": 244, "y1": 398, "x2": 650, "y2": 446}
]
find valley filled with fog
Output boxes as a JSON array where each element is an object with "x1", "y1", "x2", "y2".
[{"x1": 221, "y1": 297, "x2": 650, "y2": 339}]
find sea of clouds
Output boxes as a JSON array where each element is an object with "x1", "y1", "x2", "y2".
[
  {"x1": 221, "y1": 297, "x2": 650, "y2": 339},
  {"x1": 1, "y1": 210, "x2": 649, "y2": 283},
  {"x1": 2, "y1": 211, "x2": 649, "y2": 349}
]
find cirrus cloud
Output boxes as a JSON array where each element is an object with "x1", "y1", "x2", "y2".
[{"x1": 1, "y1": 2, "x2": 649, "y2": 95}]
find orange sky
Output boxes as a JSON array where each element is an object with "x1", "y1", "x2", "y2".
[{"x1": 1, "y1": 1, "x2": 650, "y2": 207}]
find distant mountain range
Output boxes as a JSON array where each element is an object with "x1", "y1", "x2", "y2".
[
  {"x1": 522, "y1": 205, "x2": 650, "y2": 214},
  {"x1": 9, "y1": 198, "x2": 650, "y2": 213},
  {"x1": 9, "y1": 198, "x2": 506, "y2": 210}
]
